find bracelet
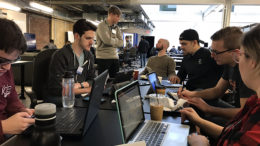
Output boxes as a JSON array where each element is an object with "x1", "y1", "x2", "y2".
[{"x1": 80, "y1": 82, "x2": 84, "y2": 88}]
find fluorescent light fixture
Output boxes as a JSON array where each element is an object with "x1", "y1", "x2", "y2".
[
  {"x1": 0, "y1": 2, "x2": 21, "y2": 11},
  {"x1": 30, "y1": 2, "x2": 53, "y2": 13},
  {"x1": 87, "y1": 19, "x2": 100, "y2": 26}
]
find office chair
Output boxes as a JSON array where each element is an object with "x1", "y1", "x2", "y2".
[{"x1": 25, "y1": 49, "x2": 57, "y2": 108}]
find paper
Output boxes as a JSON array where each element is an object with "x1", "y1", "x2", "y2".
[{"x1": 116, "y1": 141, "x2": 146, "y2": 146}]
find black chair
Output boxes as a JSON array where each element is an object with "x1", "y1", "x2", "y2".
[{"x1": 25, "y1": 49, "x2": 57, "y2": 108}]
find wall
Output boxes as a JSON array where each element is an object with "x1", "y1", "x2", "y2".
[
  {"x1": 2, "y1": 9, "x2": 26, "y2": 33},
  {"x1": 28, "y1": 14, "x2": 50, "y2": 50},
  {"x1": 52, "y1": 18, "x2": 74, "y2": 48}
]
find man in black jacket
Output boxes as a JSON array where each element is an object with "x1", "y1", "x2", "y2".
[
  {"x1": 138, "y1": 36, "x2": 149, "y2": 67},
  {"x1": 47, "y1": 19, "x2": 96, "y2": 102}
]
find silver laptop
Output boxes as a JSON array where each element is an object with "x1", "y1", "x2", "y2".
[{"x1": 115, "y1": 81, "x2": 190, "y2": 146}]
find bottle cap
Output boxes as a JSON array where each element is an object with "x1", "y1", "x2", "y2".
[
  {"x1": 35, "y1": 103, "x2": 56, "y2": 126},
  {"x1": 63, "y1": 71, "x2": 74, "y2": 78}
]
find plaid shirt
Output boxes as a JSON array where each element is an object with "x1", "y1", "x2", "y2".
[{"x1": 217, "y1": 95, "x2": 260, "y2": 146}]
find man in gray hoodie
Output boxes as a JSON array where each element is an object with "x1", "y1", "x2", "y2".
[{"x1": 96, "y1": 5, "x2": 123, "y2": 78}]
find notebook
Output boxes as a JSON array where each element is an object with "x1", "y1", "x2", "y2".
[
  {"x1": 115, "y1": 81, "x2": 190, "y2": 146},
  {"x1": 147, "y1": 72, "x2": 182, "y2": 89},
  {"x1": 55, "y1": 70, "x2": 108, "y2": 137}
]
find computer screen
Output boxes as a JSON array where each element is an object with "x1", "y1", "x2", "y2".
[
  {"x1": 24, "y1": 33, "x2": 36, "y2": 52},
  {"x1": 116, "y1": 82, "x2": 144, "y2": 142},
  {"x1": 147, "y1": 72, "x2": 160, "y2": 92}
]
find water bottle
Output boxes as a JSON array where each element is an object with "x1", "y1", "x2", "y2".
[
  {"x1": 31, "y1": 103, "x2": 61, "y2": 146},
  {"x1": 62, "y1": 71, "x2": 75, "y2": 108}
]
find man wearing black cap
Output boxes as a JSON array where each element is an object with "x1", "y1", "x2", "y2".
[{"x1": 171, "y1": 29, "x2": 223, "y2": 91}]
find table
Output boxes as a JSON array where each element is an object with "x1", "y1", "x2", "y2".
[
  {"x1": 12, "y1": 61, "x2": 32, "y2": 99},
  {"x1": 1, "y1": 85, "x2": 192, "y2": 146}
]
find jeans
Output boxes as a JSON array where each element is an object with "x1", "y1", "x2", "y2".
[{"x1": 140, "y1": 53, "x2": 147, "y2": 67}]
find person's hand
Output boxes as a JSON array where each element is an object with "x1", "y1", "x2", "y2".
[
  {"x1": 22, "y1": 108, "x2": 34, "y2": 116},
  {"x1": 1, "y1": 112, "x2": 35, "y2": 134},
  {"x1": 179, "y1": 107, "x2": 202, "y2": 124},
  {"x1": 169, "y1": 75, "x2": 180, "y2": 84},
  {"x1": 82, "y1": 82, "x2": 90, "y2": 88},
  {"x1": 74, "y1": 83, "x2": 81, "y2": 89},
  {"x1": 181, "y1": 89, "x2": 196, "y2": 98},
  {"x1": 187, "y1": 98, "x2": 211, "y2": 113},
  {"x1": 188, "y1": 133, "x2": 210, "y2": 146}
]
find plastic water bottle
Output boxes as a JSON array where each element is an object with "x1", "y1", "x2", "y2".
[{"x1": 62, "y1": 71, "x2": 75, "y2": 108}]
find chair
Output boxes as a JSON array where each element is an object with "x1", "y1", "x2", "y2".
[{"x1": 25, "y1": 49, "x2": 57, "y2": 108}]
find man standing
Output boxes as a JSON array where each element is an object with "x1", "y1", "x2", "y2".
[
  {"x1": 96, "y1": 5, "x2": 123, "y2": 78},
  {"x1": 141, "y1": 39, "x2": 177, "y2": 82},
  {"x1": 138, "y1": 36, "x2": 149, "y2": 67},
  {"x1": 171, "y1": 29, "x2": 223, "y2": 91},
  {"x1": 0, "y1": 18, "x2": 35, "y2": 143},
  {"x1": 48, "y1": 19, "x2": 96, "y2": 103}
]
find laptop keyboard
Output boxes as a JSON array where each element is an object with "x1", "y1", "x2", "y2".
[
  {"x1": 135, "y1": 121, "x2": 169, "y2": 146},
  {"x1": 56, "y1": 108, "x2": 86, "y2": 134}
]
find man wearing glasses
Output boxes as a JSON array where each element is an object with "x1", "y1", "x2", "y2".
[
  {"x1": 0, "y1": 18, "x2": 35, "y2": 143},
  {"x1": 179, "y1": 27, "x2": 255, "y2": 125}
]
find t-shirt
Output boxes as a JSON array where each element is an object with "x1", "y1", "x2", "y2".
[
  {"x1": 177, "y1": 48, "x2": 223, "y2": 90},
  {"x1": 222, "y1": 65, "x2": 255, "y2": 107},
  {"x1": 217, "y1": 95, "x2": 260, "y2": 146},
  {"x1": 0, "y1": 70, "x2": 25, "y2": 143}
]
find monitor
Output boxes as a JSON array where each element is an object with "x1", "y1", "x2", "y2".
[{"x1": 24, "y1": 33, "x2": 36, "y2": 52}]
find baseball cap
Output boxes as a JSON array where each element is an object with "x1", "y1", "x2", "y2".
[{"x1": 179, "y1": 29, "x2": 200, "y2": 42}]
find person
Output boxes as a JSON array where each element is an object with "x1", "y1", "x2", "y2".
[
  {"x1": 179, "y1": 27, "x2": 255, "y2": 123},
  {"x1": 138, "y1": 36, "x2": 149, "y2": 67},
  {"x1": 169, "y1": 45, "x2": 178, "y2": 54},
  {"x1": 140, "y1": 38, "x2": 177, "y2": 82},
  {"x1": 122, "y1": 36, "x2": 133, "y2": 67},
  {"x1": 0, "y1": 18, "x2": 35, "y2": 143},
  {"x1": 96, "y1": 5, "x2": 123, "y2": 78},
  {"x1": 47, "y1": 19, "x2": 96, "y2": 102},
  {"x1": 181, "y1": 24, "x2": 260, "y2": 146},
  {"x1": 171, "y1": 29, "x2": 223, "y2": 91},
  {"x1": 44, "y1": 39, "x2": 57, "y2": 49}
]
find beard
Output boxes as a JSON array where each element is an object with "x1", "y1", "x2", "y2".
[{"x1": 156, "y1": 46, "x2": 163, "y2": 51}]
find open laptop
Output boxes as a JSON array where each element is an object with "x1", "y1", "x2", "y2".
[
  {"x1": 115, "y1": 81, "x2": 190, "y2": 146},
  {"x1": 147, "y1": 72, "x2": 182, "y2": 89},
  {"x1": 55, "y1": 70, "x2": 108, "y2": 137}
]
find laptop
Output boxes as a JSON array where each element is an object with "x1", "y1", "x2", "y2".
[
  {"x1": 55, "y1": 70, "x2": 108, "y2": 137},
  {"x1": 147, "y1": 72, "x2": 182, "y2": 89},
  {"x1": 115, "y1": 81, "x2": 190, "y2": 146}
]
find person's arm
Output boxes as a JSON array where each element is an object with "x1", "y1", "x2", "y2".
[
  {"x1": 74, "y1": 84, "x2": 91, "y2": 95},
  {"x1": 176, "y1": 60, "x2": 187, "y2": 83},
  {"x1": 167, "y1": 57, "x2": 176, "y2": 77},
  {"x1": 188, "y1": 133, "x2": 210, "y2": 146},
  {"x1": 180, "y1": 108, "x2": 223, "y2": 139},
  {"x1": 181, "y1": 77, "x2": 229, "y2": 100},
  {"x1": 187, "y1": 97, "x2": 241, "y2": 119},
  {"x1": 96, "y1": 24, "x2": 123, "y2": 47}
]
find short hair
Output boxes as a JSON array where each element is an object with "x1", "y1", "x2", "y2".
[
  {"x1": 0, "y1": 18, "x2": 27, "y2": 54},
  {"x1": 108, "y1": 5, "x2": 121, "y2": 16},
  {"x1": 73, "y1": 19, "x2": 97, "y2": 37},
  {"x1": 50, "y1": 39, "x2": 54, "y2": 43},
  {"x1": 211, "y1": 27, "x2": 243, "y2": 50},
  {"x1": 242, "y1": 24, "x2": 260, "y2": 70}
]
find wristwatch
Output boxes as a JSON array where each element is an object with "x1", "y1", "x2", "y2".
[{"x1": 80, "y1": 82, "x2": 84, "y2": 88}]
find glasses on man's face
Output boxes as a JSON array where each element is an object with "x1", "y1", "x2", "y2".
[
  {"x1": 209, "y1": 48, "x2": 235, "y2": 55},
  {"x1": 0, "y1": 56, "x2": 21, "y2": 66}
]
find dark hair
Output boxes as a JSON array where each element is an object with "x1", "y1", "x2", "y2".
[
  {"x1": 108, "y1": 5, "x2": 121, "y2": 16},
  {"x1": 50, "y1": 39, "x2": 54, "y2": 43},
  {"x1": 141, "y1": 36, "x2": 145, "y2": 39},
  {"x1": 242, "y1": 24, "x2": 260, "y2": 70},
  {"x1": 0, "y1": 18, "x2": 27, "y2": 54},
  {"x1": 73, "y1": 19, "x2": 97, "y2": 37},
  {"x1": 211, "y1": 26, "x2": 242, "y2": 50}
]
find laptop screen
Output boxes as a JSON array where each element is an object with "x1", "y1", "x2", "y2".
[
  {"x1": 115, "y1": 81, "x2": 144, "y2": 143},
  {"x1": 147, "y1": 72, "x2": 160, "y2": 92}
]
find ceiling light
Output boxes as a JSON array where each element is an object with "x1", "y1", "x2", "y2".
[
  {"x1": 0, "y1": 2, "x2": 21, "y2": 11},
  {"x1": 29, "y1": 2, "x2": 53, "y2": 13}
]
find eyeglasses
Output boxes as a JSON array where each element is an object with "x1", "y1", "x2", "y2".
[
  {"x1": 232, "y1": 50, "x2": 250, "y2": 63},
  {"x1": 0, "y1": 56, "x2": 21, "y2": 66},
  {"x1": 209, "y1": 48, "x2": 235, "y2": 55}
]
